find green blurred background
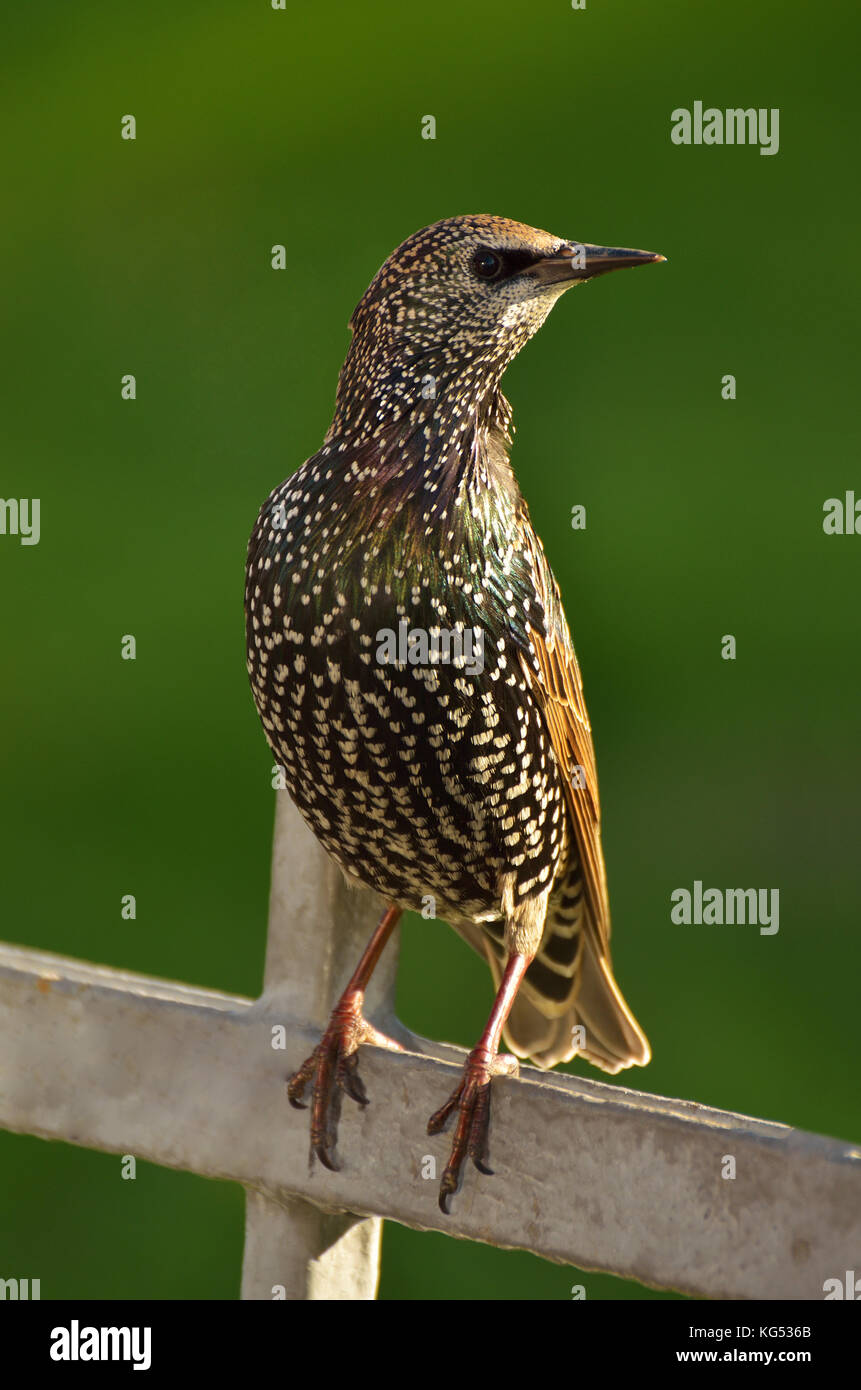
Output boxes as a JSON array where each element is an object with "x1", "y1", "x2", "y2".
[{"x1": 2, "y1": 0, "x2": 858, "y2": 1300}]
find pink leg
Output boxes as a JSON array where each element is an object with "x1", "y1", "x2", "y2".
[
  {"x1": 427, "y1": 951, "x2": 533, "y2": 1212},
  {"x1": 288, "y1": 905, "x2": 403, "y2": 1170}
]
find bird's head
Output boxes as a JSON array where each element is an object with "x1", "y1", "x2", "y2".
[{"x1": 332, "y1": 215, "x2": 664, "y2": 435}]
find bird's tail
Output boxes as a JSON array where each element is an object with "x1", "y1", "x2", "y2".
[{"x1": 482, "y1": 914, "x2": 651, "y2": 1074}]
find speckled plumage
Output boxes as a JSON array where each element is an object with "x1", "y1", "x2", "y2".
[{"x1": 246, "y1": 215, "x2": 663, "y2": 1205}]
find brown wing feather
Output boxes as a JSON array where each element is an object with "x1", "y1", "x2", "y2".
[
  {"x1": 504, "y1": 525, "x2": 650, "y2": 1071},
  {"x1": 525, "y1": 621, "x2": 609, "y2": 941},
  {"x1": 519, "y1": 526, "x2": 608, "y2": 946}
]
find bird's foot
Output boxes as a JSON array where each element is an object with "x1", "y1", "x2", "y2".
[
  {"x1": 287, "y1": 989, "x2": 402, "y2": 1171},
  {"x1": 427, "y1": 1047, "x2": 520, "y2": 1213}
]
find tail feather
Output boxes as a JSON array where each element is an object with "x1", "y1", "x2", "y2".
[{"x1": 480, "y1": 915, "x2": 650, "y2": 1073}]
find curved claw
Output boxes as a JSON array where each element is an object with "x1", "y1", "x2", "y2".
[
  {"x1": 426, "y1": 1092, "x2": 459, "y2": 1136},
  {"x1": 287, "y1": 1007, "x2": 402, "y2": 1173},
  {"x1": 287, "y1": 1053, "x2": 318, "y2": 1109},
  {"x1": 429, "y1": 1053, "x2": 506, "y2": 1211},
  {"x1": 438, "y1": 1170, "x2": 458, "y2": 1215},
  {"x1": 314, "y1": 1139, "x2": 341, "y2": 1173},
  {"x1": 339, "y1": 1055, "x2": 369, "y2": 1107}
]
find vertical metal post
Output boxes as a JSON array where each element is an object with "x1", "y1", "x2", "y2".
[{"x1": 240, "y1": 792, "x2": 398, "y2": 1300}]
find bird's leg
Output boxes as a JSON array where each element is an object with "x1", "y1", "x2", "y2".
[
  {"x1": 427, "y1": 951, "x2": 533, "y2": 1213},
  {"x1": 287, "y1": 904, "x2": 403, "y2": 1170}
]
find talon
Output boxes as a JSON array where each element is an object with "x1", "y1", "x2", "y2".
[
  {"x1": 286, "y1": 997, "x2": 402, "y2": 1173},
  {"x1": 429, "y1": 1051, "x2": 510, "y2": 1211},
  {"x1": 340, "y1": 1053, "x2": 369, "y2": 1107},
  {"x1": 426, "y1": 1094, "x2": 458, "y2": 1135},
  {"x1": 438, "y1": 1169, "x2": 458, "y2": 1215},
  {"x1": 286, "y1": 1054, "x2": 316, "y2": 1108},
  {"x1": 314, "y1": 1141, "x2": 340, "y2": 1173}
]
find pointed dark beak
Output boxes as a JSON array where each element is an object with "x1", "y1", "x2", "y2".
[{"x1": 530, "y1": 243, "x2": 666, "y2": 286}]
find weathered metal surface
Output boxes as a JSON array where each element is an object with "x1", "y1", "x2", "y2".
[{"x1": 2, "y1": 795, "x2": 858, "y2": 1304}]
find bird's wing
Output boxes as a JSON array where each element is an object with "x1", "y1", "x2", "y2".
[
  {"x1": 518, "y1": 524, "x2": 609, "y2": 942},
  {"x1": 501, "y1": 521, "x2": 650, "y2": 1071}
]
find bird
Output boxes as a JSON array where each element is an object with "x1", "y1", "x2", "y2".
[{"x1": 245, "y1": 215, "x2": 664, "y2": 1212}]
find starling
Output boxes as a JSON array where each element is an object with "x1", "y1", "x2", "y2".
[{"x1": 245, "y1": 215, "x2": 664, "y2": 1211}]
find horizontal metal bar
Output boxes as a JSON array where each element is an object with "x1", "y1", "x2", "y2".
[{"x1": 1, "y1": 940, "x2": 858, "y2": 1299}]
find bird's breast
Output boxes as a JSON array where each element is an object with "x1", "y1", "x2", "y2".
[{"x1": 244, "y1": 446, "x2": 568, "y2": 922}]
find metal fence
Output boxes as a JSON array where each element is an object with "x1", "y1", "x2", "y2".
[{"x1": 2, "y1": 794, "x2": 859, "y2": 1299}]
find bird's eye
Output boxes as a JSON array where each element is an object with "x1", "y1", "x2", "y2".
[{"x1": 472, "y1": 249, "x2": 503, "y2": 280}]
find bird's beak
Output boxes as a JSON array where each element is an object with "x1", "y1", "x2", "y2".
[{"x1": 529, "y1": 243, "x2": 666, "y2": 286}]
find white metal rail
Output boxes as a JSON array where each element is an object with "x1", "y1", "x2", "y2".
[{"x1": 1, "y1": 794, "x2": 859, "y2": 1299}]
